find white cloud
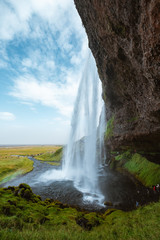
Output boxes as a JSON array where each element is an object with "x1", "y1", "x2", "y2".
[
  {"x1": 0, "y1": 59, "x2": 8, "y2": 68},
  {"x1": 0, "y1": 0, "x2": 89, "y2": 144},
  {"x1": 9, "y1": 71, "x2": 81, "y2": 118},
  {"x1": 0, "y1": 0, "x2": 87, "y2": 73},
  {"x1": 22, "y1": 58, "x2": 32, "y2": 68},
  {"x1": 0, "y1": 0, "x2": 84, "y2": 42},
  {"x1": 0, "y1": 1, "x2": 30, "y2": 41},
  {"x1": 0, "y1": 112, "x2": 16, "y2": 121},
  {"x1": 45, "y1": 60, "x2": 55, "y2": 70}
]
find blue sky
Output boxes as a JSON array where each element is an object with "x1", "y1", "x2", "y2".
[{"x1": 0, "y1": 0, "x2": 88, "y2": 145}]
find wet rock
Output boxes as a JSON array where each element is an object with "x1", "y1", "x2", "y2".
[
  {"x1": 104, "y1": 201, "x2": 113, "y2": 206},
  {"x1": 113, "y1": 202, "x2": 123, "y2": 208},
  {"x1": 74, "y1": 0, "x2": 160, "y2": 155}
]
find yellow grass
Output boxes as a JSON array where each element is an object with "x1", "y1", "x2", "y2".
[{"x1": 0, "y1": 145, "x2": 61, "y2": 156}]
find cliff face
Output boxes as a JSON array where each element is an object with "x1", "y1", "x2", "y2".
[{"x1": 74, "y1": 0, "x2": 160, "y2": 153}]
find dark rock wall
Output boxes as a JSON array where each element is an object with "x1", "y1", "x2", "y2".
[{"x1": 74, "y1": 0, "x2": 160, "y2": 152}]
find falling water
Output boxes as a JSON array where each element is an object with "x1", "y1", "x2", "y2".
[
  {"x1": 62, "y1": 51, "x2": 106, "y2": 203},
  {"x1": 39, "y1": 50, "x2": 106, "y2": 204},
  {"x1": 97, "y1": 104, "x2": 107, "y2": 168}
]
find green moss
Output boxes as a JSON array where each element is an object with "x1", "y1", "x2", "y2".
[
  {"x1": 0, "y1": 186, "x2": 160, "y2": 239},
  {"x1": 0, "y1": 186, "x2": 159, "y2": 239},
  {"x1": 111, "y1": 151, "x2": 160, "y2": 187},
  {"x1": 18, "y1": 183, "x2": 31, "y2": 190},
  {"x1": 124, "y1": 153, "x2": 160, "y2": 187},
  {"x1": 115, "y1": 150, "x2": 131, "y2": 161},
  {"x1": 105, "y1": 116, "x2": 114, "y2": 140}
]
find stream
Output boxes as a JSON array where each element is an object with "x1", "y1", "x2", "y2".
[{"x1": 1, "y1": 156, "x2": 156, "y2": 211}]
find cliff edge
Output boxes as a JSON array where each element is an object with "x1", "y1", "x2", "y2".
[{"x1": 74, "y1": 0, "x2": 160, "y2": 155}]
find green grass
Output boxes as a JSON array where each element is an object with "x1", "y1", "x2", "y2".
[
  {"x1": 111, "y1": 151, "x2": 160, "y2": 187},
  {"x1": 0, "y1": 185, "x2": 159, "y2": 240},
  {"x1": 35, "y1": 147, "x2": 63, "y2": 165},
  {"x1": 0, "y1": 156, "x2": 33, "y2": 184}
]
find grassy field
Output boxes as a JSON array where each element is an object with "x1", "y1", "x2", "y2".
[
  {"x1": 0, "y1": 156, "x2": 33, "y2": 184},
  {"x1": 35, "y1": 147, "x2": 63, "y2": 165},
  {"x1": 0, "y1": 146, "x2": 62, "y2": 184},
  {"x1": 0, "y1": 185, "x2": 159, "y2": 240},
  {"x1": 0, "y1": 145, "x2": 61, "y2": 156}
]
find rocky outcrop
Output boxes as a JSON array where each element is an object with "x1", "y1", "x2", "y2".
[{"x1": 74, "y1": 0, "x2": 160, "y2": 154}]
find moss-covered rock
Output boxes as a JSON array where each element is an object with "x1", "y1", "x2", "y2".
[
  {"x1": 0, "y1": 184, "x2": 160, "y2": 239},
  {"x1": 109, "y1": 150, "x2": 160, "y2": 187},
  {"x1": 18, "y1": 183, "x2": 32, "y2": 190},
  {"x1": 23, "y1": 189, "x2": 33, "y2": 200}
]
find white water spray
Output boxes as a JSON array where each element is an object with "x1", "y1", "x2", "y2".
[
  {"x1": 39, "y1": 50, "x2": 106, "y2": 204},
  {"x1": 97, "y1": 104, "x2": 107, "y2": 168},
  {"x1": 62, "y1": 51, "x2": 106, "y2": 202}
]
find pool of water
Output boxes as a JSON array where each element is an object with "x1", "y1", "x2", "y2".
[{"x1": 1, "y1": 157, "x2": 154, "y2": 211}]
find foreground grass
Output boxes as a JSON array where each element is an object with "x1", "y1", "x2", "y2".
[
  {"x1": 35, "y1": 147, "x2": 63, "y2": 165},
  {"x1": 111, "y1": 151, "x2": 160, "y2": 187},
  {"x1": 0, "y1": 146, "x2": 62, "y2": 184},
  {"x1": 0, "y1": 185, "x2": 159, "y2": 240}
]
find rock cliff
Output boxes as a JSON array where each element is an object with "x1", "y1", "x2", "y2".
[{"x1": 74, "y1": 0, "x2": 160, "y2": 155}]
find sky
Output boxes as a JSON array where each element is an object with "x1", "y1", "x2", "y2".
[{"x1": 0, "y1": 0, "x2": 88, "y2": 145}]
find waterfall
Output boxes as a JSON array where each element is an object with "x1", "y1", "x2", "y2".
[
  {"x1": 97, "y1": 104, "x2": 107, "y2": 169},
  {"x1": 62, "y1": 51, "x2": 106, "y2": 203},
  {"x1": 39, "y1": 50, "x2": 106, "y2": 204}
]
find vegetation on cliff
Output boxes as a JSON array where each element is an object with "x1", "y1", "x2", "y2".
[
  {"x1": 74, "y1": 0, "x2": 160, "y2": 153},
  {"x1": 110, "y1": 151, "x2": 160, "y2": 187},
  {"x1": 105, "y1": 116, "x2": 114, "y2": 140}
]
